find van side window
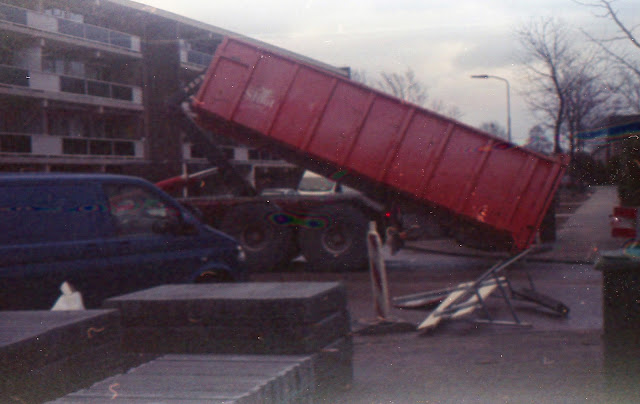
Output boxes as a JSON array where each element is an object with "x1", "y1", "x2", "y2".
[
  {"x1": 0, "y1": 184, "x2": 108, "y2": 244},
  {"x1": 104, "y1": 184, "x2": 179, "y2": 236}
]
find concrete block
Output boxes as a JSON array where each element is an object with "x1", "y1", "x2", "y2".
[
  {"x1": 0, "y1": 310, "x2": 123, "y2": 403},
  {"x1": 120, "y1": 310, "x2": 350, "y2": 354},
  {"x1": 103, "y1": 282, "x2": 347, "y2": 328}
]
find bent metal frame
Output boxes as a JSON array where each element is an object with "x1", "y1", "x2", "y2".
[{"x1": 392, "y1": 247, "x2": 570, "y2": 332}]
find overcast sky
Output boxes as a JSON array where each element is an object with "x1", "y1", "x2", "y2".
[{"x1": 137, "y1": 0, "x2": 637, "y2": 144}]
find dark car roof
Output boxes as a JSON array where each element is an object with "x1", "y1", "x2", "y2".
[{"x1": 0, "y1": 173, "x2": 150, "y2": 184}]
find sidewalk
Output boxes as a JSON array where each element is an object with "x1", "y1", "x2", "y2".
[{"x1": 404, "y1": 185, "x2": 622, "y2": 264}]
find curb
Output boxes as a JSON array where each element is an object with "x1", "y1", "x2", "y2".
[{"x1": 403, "y1": 244, "x2": 595, "y2": 266}]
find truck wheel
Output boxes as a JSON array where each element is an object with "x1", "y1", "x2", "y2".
[
  {"x1": 220, "y1": 204, "x2": 294, "y2": 272},
  {"x1": 298, "y1": 205, "x2": 369, "y2": 272}
]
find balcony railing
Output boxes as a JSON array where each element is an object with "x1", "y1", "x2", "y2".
[
  {"x1": 0, "y1": 64, "x2": 142, "y2": 104},
  {"x1": 0, "y1": 2, "x2": 26, "y2": 25},
  {"x1": 57, "y1": 18, "x2": 134, "y2": 49},
  {"x1": 182, "y1": 144, "x2": 290, "y2": 167},
  {"x1": 0, "y1": 65, "x2": 29, "y2": 87},
  {"x1": 184, "y1": 144, "x2": 234, "y2": 160},
  {"x1": 0, "y1": 132, "x2": 144, "y2": 159},
  {"x1": 178, "y1": 40, "x2": 214, "y2": 67},
  {"x1": 184, "y1": 49, "x2": 213, "y2": 67},
  {"x1": 0, "y1": 133, "x2": 31, "y2": 153},
  {"x1": 0, "y1": 3, "x2": 141, "y2": 52},
  {"x1": 59, "y1": 75, "x2": 135, "y2": 101}
]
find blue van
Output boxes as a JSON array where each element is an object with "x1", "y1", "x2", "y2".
[{"x1": 0, "y1": 173, "x2": 246, "y2": 310}]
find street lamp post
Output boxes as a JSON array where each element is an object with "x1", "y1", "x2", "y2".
[{"x1": 471, "y1": 74, "x2": 511, "y2": 143}]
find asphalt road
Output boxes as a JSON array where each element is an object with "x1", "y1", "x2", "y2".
[
  {"x1": 250, "y1": 186, "x2": 634, "y2": 402},
  {"x1": 254, "y1": 248, "x2": 603, "y2": 334},
  {"x1": 252, "y1": 249, "x2": 608, "y2": 403}
]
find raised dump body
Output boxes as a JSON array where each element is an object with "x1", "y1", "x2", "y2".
[{"x1": 192, "y1": 37, "x2": 567, "y2": 253}]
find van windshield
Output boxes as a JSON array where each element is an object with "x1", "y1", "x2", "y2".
[{"x1": 298, "y1": 175, "x2": 335, "y2": 193}]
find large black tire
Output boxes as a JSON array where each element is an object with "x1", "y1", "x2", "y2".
[
  {"x1": 298, "y1": 204, "x2": 369, "y2": 272},
  {"x1": 219, "y1": 204, "x2": 294, "y2": 272}
]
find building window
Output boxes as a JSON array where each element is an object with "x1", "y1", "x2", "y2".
[
  {"x1": 111, "y1": 85, "x2": 133, "y2": 101},
  {"x1": 48, "y1": 114, "x2": 88, "y2": 137},
  {"x1": 62, "y1": 138, "x2": 88, "y2": 154},
  {"x1": 114, "y1": 141, "x2": 135, "y2": 156},
  {"x1": 42, "y1": 54, "x2": 85, "y2": 77},
  {"x1": 0, "y1": 134, "x2": 31, "y2": 153},
  {"x1": 86, "y1": 63, "x2": 110, "y2": 81},
  {"x1": 249, "y1": 149, "x2": 279, "y2": 161},
  {"x1": 60, "y1": 76, "x2": 86, "y2": 94},
  {"x1": 0, "y1": 66, "x2": 29, "y2": 87}
]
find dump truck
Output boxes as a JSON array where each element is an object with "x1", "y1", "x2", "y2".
[{"x1": 158, "y1": 36, "x2": 568, "y2": 272}]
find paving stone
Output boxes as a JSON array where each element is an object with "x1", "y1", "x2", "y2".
[
  {"x1": 310, "y1": 337, "x2": 354, "y2": 394},
  {"x1": 50, "y1": 354, "x2": 315, "y2": 404}
]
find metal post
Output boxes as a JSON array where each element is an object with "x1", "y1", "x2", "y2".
[
  {"x1": 471, "y1": 74, "x2": 512, "y2": 143},
  {"x1": 367, "y1": 221, "x2": 391, "y2": 320}
]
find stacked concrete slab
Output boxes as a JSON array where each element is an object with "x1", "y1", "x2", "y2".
[
  {"x1": 102, "y1": 282, "x2": 353, "y2": 394},
  {"x1": 0, "y1": 310, "x2": 124, "y2": 403},
  {"x1": 49, "y1": 354, "x2": 315, "y2": 403}
]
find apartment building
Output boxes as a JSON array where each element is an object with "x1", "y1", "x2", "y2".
[{"x1": 0, "y1": 0, "x2": 301, "y2": 189}]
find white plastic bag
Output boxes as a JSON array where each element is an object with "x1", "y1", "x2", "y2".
[{"x1": 51, "y1": 281, "x2": 86, "y2": 311}]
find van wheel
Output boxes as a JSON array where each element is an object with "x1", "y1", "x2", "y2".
[
  {"x1": 195, "y1": 270, "x2": 233, "y2": 283},
  {"x1": 298, "y1": 204, "x2": 369, "y2": 272},
  {"x1": 219, "y1": 204, "x2": 294, "y2": 272}
]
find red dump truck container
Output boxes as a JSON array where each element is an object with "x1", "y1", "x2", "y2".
[{"x1": 192, "y1": 37, "x2": 567, "y2": 253}]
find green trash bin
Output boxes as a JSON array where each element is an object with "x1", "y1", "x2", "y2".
[
  {"x1": 595, "y1": 247, "x2": 640, "y2": 332},
  {"x1": 595, "y1": 246, "x2": 640, "y2": 402}
]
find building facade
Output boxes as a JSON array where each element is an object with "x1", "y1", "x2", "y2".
[
  {"x1": 0, "y1": 0, "x2": 302, "y2": 189},
  {"x1": 590, "y1": 114, "x2": 640, "y2": 164}
]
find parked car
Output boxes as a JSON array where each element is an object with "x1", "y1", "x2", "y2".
[
  {"x1": 296, "y1": 170, "x2": 362, "y2": 196},
  {"x1": 0, "y1": 173, "x2": 246, "y2": 310},
  {"x1": 260, "y1": 171, "x2": 359, "y2": 196}
]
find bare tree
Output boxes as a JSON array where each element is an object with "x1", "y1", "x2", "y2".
[
  {"x1": 526, "y1": 125, "x2": 554, "y2": 154},
  {"x1": 429, "y1": 100, "x2": 464, "y2": 120},
  {"x1": 517, "y1": 18, "x2": 577, "y2": 154},
  {"x1": 350, "y1": 69, "x2": 370, "y2": 86},
  {"x1": 577, "y1": 0, "x2": 640, "y2": 112},
  {"x1": 564, "y1": 70, "x2": 615, "y2": 158},
  {"x1": 352, "y1": 67, "x2": 463, "y2": 119},
  {"x1": 614, "y1": 69, "x2": 640, "y2": 112},
  {"x1": 479, "y1": 121, "x2": 508, "y2": 140},
  {"x1": 377, "y1": 68, "x2": 428, "y2": 106}
]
